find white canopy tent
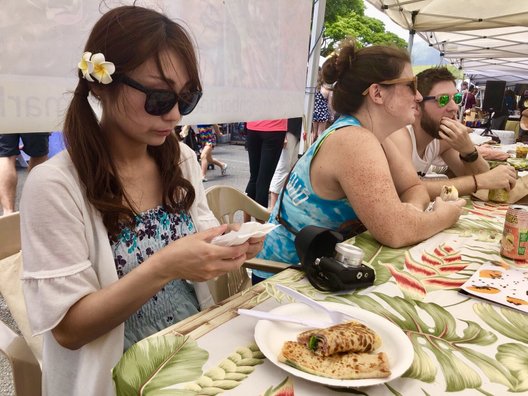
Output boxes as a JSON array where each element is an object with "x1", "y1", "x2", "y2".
[
  {"x1": 0, "y1": 0, "x2": 314, "y2": 133},
  {"x1": 364, "y1": 1, "x2": 528, "y2": 86}
]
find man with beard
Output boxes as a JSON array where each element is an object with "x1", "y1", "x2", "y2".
[{"x1": 387, "y1": 67, "x2": 516, "y2": 200}]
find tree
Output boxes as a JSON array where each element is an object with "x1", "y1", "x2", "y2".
[
  {"x1": 324, "y1": 0, "x2": 364, "y2": 24},
  {"x1": 321, "y1": 0, "x2": 407, "y2": 56}
]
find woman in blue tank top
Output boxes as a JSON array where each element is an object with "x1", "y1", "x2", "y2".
[{"x1": 256, "y1": 40, "x2": 466, "y2": 280}]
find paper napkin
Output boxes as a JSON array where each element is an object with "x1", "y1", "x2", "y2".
[{"x1": 211, "y1": 222, "x2": 279, "y2": 247}]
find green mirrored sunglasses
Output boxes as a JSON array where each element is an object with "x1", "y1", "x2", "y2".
[{"x1": 422, "y1": 92, "x2": 463, "y2": 107}]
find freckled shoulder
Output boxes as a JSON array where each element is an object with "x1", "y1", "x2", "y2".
[{"x1": 322, "y1": 125, "x2": 381, "y2": 154}]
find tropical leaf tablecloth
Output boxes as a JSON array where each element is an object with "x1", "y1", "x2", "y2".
[
  {"x1": 115, "y1": 200, "x2": 528, "y2": 395},
  {"x1": 317, "y1": 200, "x2": 528, "y2": 395}
]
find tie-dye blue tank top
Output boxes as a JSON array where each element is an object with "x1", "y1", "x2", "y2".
[{"x1": 256, "y1": 115, "x2": 362, "y2": 276}]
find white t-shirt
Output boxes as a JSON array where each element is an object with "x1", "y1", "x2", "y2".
[{"x1": 407, "y1": 125, "x2": 447, "y2": 176}]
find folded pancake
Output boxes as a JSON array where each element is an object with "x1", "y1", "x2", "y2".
[
  {"x1": 297, "y1": 321, "x2": 381, "y2": 356},
  {"x1": 278, "y1": 341, "x2": 390, "y2": 379}
]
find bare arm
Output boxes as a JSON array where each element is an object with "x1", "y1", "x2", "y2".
[
  {"x1": 423, "y1": 164, "x2": 517, "y2": 198},
  {"x1": 311, "y1": 127, "x2": 464, "y2": 249},
  {"x1": 213, "y1": 124, "x2": 222, "y2": 137},
  {"x1": 383, "y1": 134, "x2": 430, "y2": 210},
  {"x1": 52, "y1": 226, "x2": 253, "y2": 349}
]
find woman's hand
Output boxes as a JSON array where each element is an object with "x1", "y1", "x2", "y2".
[
  {"x1": 430, "y1": 196, "x2": 466, "y2": 223},
  {"x1": 224, "y1": 224, "x2": 265, "y2": 259},
  {"x1": 153, "y1": 225, "x2": 251, "y2": 282},
  {"x1": 246, "y1": 236, "x2": 265, "y2": 259}
]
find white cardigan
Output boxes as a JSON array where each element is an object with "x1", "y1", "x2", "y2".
[{"x1": 20, "y1": 143, "x2": 218, "y2": 396}]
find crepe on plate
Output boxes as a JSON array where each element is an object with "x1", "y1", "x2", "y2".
[
  {"x1": 297, "y1": 320, "x2": 381, "y2": 356},
  {"x1": 278, "y1": 341, "x2": 391, "y2": 379}
]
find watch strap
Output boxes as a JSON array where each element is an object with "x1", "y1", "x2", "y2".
[{"x1": 460, "y1": 147, "x2": 479, "y2": 163}]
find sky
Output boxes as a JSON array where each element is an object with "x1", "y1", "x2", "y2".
[{"x1": 363, "y1": 1, "x2": 445, "y2": 66}]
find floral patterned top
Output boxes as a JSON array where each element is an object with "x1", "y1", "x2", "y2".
[{"x1": 109, "y1": 206, "x2": 200, "y2": 350}]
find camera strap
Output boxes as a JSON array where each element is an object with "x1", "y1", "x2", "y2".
[
  {"x1": 276, "y1": 166, "x2": 366, "y2": 240},
  {"x1": 275, "y1": 167, "x2": 299, "y2": 235}
]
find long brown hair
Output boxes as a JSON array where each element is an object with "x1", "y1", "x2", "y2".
[
  {"x1": 322, "y1": 40, "x2": 410, "y2": 115},
  {"x1": 63, "y1": 5, "x2": 200, "y2": 236}
]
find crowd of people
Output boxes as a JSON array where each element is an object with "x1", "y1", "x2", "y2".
[{"x1": 2, "y1": 4, "x2": 527, "y2": 396}]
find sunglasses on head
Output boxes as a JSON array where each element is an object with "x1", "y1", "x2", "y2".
[
  {"x1": 120, "y1": 76, "x2": 202, "y2": 116},
  {"x1": 362, "y1": 76, "x2": 418, "y2": 96},
  {"x1": 422, "y1": 92, "x2": 463, "y2": 107}
]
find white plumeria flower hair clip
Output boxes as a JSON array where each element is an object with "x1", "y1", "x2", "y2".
[
  {"x1": 78, "y1": 52, "x2": 94, "y2": 82},
  {"x1": 78, "y1": 52, "x2": 115, "y2": 84}
]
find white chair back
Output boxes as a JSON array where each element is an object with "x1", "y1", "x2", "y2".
[{"x1": 0, "y1": 212, "x2": 42, "y2": 396}]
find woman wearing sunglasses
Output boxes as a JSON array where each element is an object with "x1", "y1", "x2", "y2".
[
  {"x1": 254, "y1": 40, "x2": 466, "y2": 277},
  {"x1": 19, "y1": 6, "x2": 263, "y2": 395}
]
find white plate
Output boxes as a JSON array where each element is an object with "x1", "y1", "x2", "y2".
[{"x1": 254, "y1": 302, "x2": 414, "y2": 388}]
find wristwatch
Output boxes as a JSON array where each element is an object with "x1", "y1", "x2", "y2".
[{"x1": 459, "y1": 147, "x2": 479, "y2": 163}]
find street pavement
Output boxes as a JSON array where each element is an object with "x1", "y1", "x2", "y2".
[{"x1": 0, "y1": 142, "x2": 250, "y2": 395}]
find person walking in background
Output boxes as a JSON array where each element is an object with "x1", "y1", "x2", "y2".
[
  {"x1": 195, "y1": 124, "x2": 227, "y2": 181},
  {"x1": 19, "y1": 6, "x2": 263, "y2": 395},
  {"x1": 519, "y1": 89, "x2": 528, "y2": 113},
  {"x1": 520, "y1": 108, "x2": 528, "y2": 142},
  {"x1": 504, "y1": 89, "x2": 517, "y2": 114},
  {"x1": 268, "y1": 117, "x2": 302, "y2": 209},
  {"x1": 245, "y1": 119, "x2": 287, "y2": 207},
  {"x1": 311, "y1": 69, "x2": 331, "y2": 142},
  {"x1": 462, "y1": 84, "x2": 477, "y2": 113},
  {"x1": 0, "y1": 132, "x2": 49, "y2": 215}
]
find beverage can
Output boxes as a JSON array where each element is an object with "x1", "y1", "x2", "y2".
[
  {"x1": 501, "y1": 205, "x2": 528, "y2": 260},
  {"x1": 516, "y1": 145, "x2": 528, "y2": 158}
]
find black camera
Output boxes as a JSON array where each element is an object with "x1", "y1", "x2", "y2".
[{"x1": 294, "y1": 225, "x2": 376, "y2": 292}]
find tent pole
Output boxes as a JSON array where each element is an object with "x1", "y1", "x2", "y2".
[
  {"x1": 407, "y1": 11, "x2": 418, "y2": 56},
  {"x1": 407, "y1": 29, "x2": 415, "y2": 53},
  {"x1": 459, "y1": 59, "x2": 466, "y2": 122},
  {"x1": 300, "y1": 0, "x2": 327, "y2": 155}
]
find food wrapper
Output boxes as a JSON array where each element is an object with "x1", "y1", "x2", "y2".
[
  {"x1": 501, "y1": 205, "x2": 528, "y2": 260},
  {"x1": 440, "y1": 185, "x2": 458, "y2": 201},
  {"x1": 211, "y1": 222, "x2": 279, "y2": 246},
  {"x1": 489, "y1": 188, "x2": 509, "y2": 203}
]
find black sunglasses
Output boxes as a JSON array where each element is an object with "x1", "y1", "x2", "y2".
[{"x1": 121, "y1": 76, "x2": 202, "y2": 116}]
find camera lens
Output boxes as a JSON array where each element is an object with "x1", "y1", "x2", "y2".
[{"x1": 334, "y1": 243, "x2": 364, "y2": 267}]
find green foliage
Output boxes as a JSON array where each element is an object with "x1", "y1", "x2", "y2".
[
  {"x1": 112, "y1": 335, "x2": 208, "y2": 396},
  {"x1": 261, "y1": 376, "x2": 294, "y2": 396},
  {"x1": 324, "y1": 0, "x2": 364, "y2": 24},
  {"x1": 351, "y1": 231, "x2": 403, "y2": 286},
  {"x1": 321, "y1": 0, "x2": 407, "y2": 56},
  {"x1": 338, "y1": 293, "x2": 520, "y2": 393}
]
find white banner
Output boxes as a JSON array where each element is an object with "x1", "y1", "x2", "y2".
[{"x1": 0, "y1": 0, "x2": 312, "y2": 133}]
